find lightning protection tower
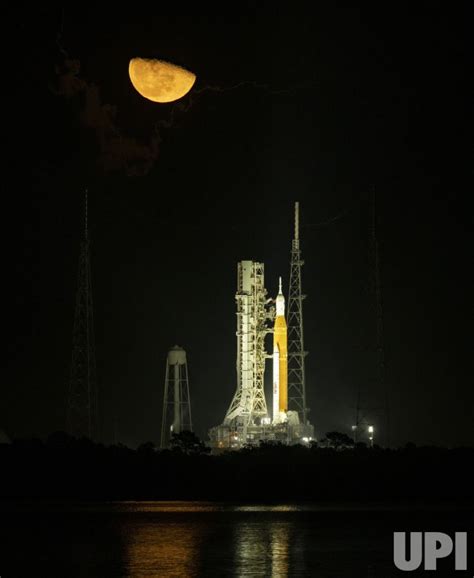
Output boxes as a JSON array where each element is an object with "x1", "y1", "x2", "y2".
[
  {"x1": 371, "y1": 188, "x2": 390, "y2": 447},
  {"x1": 161, "y1": 345, "x2": 193, "y2": 448},
  {"x1": 287, "y1": 202, "x2": 309, "y2": 425},
  {"x1": 67, "y1": 190, "x2": 99, "y2": 440}
]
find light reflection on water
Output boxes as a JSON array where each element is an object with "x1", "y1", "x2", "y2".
[
  {"x1": 240, "y1": 520, "x2": 291, "y2": 577},
  {"x1": 123, "y1": 520, "x2": 206, "y2": 577},
  {"x1": 2, "y1": 501, "x2": 449, "y2": 577},
  {"x1": 121, "y1": 504, "x2": 295, "y2": 577},
  {"x1": 114, "y1": 501, "x2": 302, "y2": 513},
  {"x1": 116, "y1": 500, "x2": 223, "y2": 513},
  {"x1": 122, "y1": 520, "x2": 293, "y2": 577},
  {"x1": 232, "y1": 520, "x2": 291, "y2": 577},
  {"x1": 232, "y1": 504, "x2": 300, "y2": 512}
]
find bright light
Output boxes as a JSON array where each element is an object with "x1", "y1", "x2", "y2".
[
  {"x1": 368, "y1": 425, "x2": 374, "y2": 433},
  {"x1": 129, "y1": 58, "x2": 196, "y2": 104},
  {"x1": 351, "y1": 425, "x2": 357, "y2": 431},
  {"x1": 302, "y1": 437, "x2": 309, "y2": 443}
]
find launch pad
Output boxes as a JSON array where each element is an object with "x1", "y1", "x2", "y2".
[
  {"x1": 209, "y1": 203, "x2": 315, "y2": 450},
  {"x1": 210, "y1": 414, "x2": 315, "y2": 450}
]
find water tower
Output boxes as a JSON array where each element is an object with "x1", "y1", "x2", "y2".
[{"x1": 160, "y1": 345, "x2": 193, "y2": 448}]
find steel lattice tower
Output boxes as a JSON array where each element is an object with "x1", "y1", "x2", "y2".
[
  {"x1": 372, "y1": 188, "x2": 390, "y2": 447},
  {"x1": 67, "y1": 190, "x2": 99, "y2": 440},
  {"x1": 287, "y1": 202, "x2": 308, "y2": 424}
]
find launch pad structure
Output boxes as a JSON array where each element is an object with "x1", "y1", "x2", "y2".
[{"x1": 209, "y1": 203, "x2": 314, "y2": 450}]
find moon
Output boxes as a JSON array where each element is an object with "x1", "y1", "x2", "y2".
[{"x1": 129, "y1": 58, "x2": 196, "y2": 103}]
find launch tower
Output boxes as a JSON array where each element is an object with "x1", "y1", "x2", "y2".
[
  {"x1": 210, "y1": 248, "x2": 314, "y2": 450},
  {"x1": 210, "y1": 261, "x2": 272, "y2": 447}
]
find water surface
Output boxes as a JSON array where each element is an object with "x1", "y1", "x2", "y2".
[{"x1": 0, "y1": 501, "x2": 469, "y2": 577}]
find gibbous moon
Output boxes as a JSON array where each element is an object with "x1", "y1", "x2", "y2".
[{"x1": 129, "y1": 58, "x2": 196, "y2": 103}]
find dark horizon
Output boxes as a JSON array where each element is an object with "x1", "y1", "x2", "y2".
[{"x1": 3, "y1": 5, "x2": 472, "y2": 449}]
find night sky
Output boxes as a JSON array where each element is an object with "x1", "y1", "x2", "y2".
[{"x1": 4, "y1": 4, "x2": 472, "y2": 448}]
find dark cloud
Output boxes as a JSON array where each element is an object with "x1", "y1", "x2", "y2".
[{"x1": 53, "y1": 58, "x2": 161, "y2": 176}]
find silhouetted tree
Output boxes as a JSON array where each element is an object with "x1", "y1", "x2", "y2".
[
  {"x1": 321, "y1": 431, "x2": 355, "y2": 450},
  {"x1": 170, "y1": 431, "x2": 210, "y2": 455},
  {"x1": 47, "y1": 431, "x2": 76, "y2": 449},
  {"x1": 354, "y1": 441, "x2": 368, "y2": 450},
  {"x1": 1, "y1": 435, "x2": 473, "y2": 502},
  {"x1": 137, "y1": 441, "x2": 157, "y2": 455}
]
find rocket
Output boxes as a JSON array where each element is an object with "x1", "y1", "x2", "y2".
[{"x1": 273, "y1": 277, "x2": 288, "y2": 423}]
